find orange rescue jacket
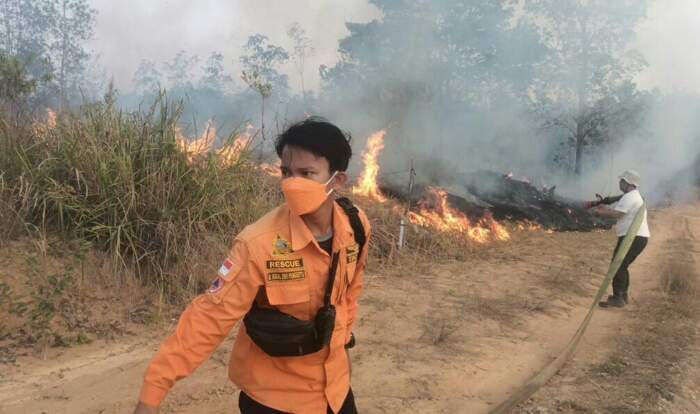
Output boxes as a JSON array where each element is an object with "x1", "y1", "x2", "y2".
[{"x1": 139, "y1": 201, "x2": 371, "y2": 413}]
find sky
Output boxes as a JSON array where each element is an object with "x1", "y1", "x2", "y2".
[
  {"x1": 87, "y1": 0, "x2": 700, "y2": 95},
  {"x1": 87, "y1": 0, "x2": 380, "y2": 93}
]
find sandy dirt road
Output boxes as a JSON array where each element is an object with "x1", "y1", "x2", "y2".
[
  {"x1": 520, "y1": 203, "x2": 700, "y2": 413},
  {"x1": 1, "y1": 205, "x2": 694, "y2": 414}
]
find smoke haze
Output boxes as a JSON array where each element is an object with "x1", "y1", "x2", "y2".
[{"x1": 85, "y1": 0, "x2": 700, "y2": 203}]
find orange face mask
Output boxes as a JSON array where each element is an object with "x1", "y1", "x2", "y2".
[{"x1": 281, "y1": 172, "x2": 338, "y2": 216}]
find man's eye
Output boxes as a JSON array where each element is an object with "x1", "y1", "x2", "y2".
[{"x1": 302, "y1": 171, "x2": 313, "y2": 177}]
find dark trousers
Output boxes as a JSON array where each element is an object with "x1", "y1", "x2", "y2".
[
  {"x1": 239, "y1": 389, "x2": 357, "y2": 414},
  {"x1": 611, "y1": 236, "x2": 648, "y2": 297}
]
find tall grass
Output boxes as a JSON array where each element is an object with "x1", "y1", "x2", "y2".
[
  {"x1": 0, "y1": 94, "x2": 492, "y2": 303},
  {"x1": 0, "y1": 96, "x2": 280, "y2": 297}
]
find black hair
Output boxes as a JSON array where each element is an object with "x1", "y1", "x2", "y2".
[{"x1": 275, "y1": 117, "x2": 352, "y2": 172}]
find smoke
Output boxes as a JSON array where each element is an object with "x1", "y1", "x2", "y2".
[
  {"x1": 309, "y1": 0, "x2": 700, "y2": 206},
  {"x1": 83, "y1": 0, "x2": 700, "y2": 205},
  {"x1": 576, "y1": 94, "x2": 700, "y2": 205}
]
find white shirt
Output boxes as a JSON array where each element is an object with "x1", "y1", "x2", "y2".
[{"x1": 613, "y1": 189, "x2": 650, "y2": 238}]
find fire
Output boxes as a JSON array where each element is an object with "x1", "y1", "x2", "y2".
[
  {"x1": 259, "y1": 160, "x2": 282, "y2": 177},
  {"x1": 352, "y1": 130, "x2": 387, "y2": 202},
  {"x1": 47, "y1": 108, "x2": 57, "y2": 129},
  {"x1": 176, "y1": 121, "x2": 217, "y2": 163},
  {"x1": 407, "y1": 187, "x2": 511, "y2": 244},
  {"x1": 175, "y1": 122, "x2": 257, "y2": 167},
  {"x1": 517, "y1": 220, "x2": 542, "y2": 232},
  {"x1": 217, "y1": 134, "x2": 250, "y2": 166}
]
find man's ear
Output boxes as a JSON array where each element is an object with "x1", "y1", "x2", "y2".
[{"x1": 332, "y1": 171, "x2": 349, "y2": 189}]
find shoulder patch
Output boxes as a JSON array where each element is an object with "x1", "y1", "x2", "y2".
[
  {"x1": 218, "y1": 258, "x2": 234, "y2": 277},
  {"x1": 207, "y1": 277, "x2": 224, "y2": 293}
]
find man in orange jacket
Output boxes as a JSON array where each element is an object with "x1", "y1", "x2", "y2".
[{"x1": 134, "y1": 118, "x2": 370, "y2": 414}]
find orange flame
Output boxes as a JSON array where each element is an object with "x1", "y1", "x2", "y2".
[
  {"x1": 407, "y1": 187, "x2": 511, "y2": 244},
  {"x1": 217, "y1": 135, "x2": 250, "y2": 166},
  {"x1": 352, "y1": 130, "x2": 387, "y2": 202},
  {"x1": 259, "y1": 160, "x2": 282, "y2": 177},
  {"x1": 176, "y1": 121, "x2": 217, "y2": 163},
  {"x1": 47, "y1": 108, "x2": 57, "y2": 129},
  {"x1": 175, "y1": 121, "x2": 257, "y2": 167},
  {"x1": 517, "y1": 220, "x2": 542, "y2": 232}
]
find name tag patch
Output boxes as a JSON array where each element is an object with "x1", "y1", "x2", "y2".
[
  {"x1": 268, "y1": 270, "x2": 306, "y2": 282},
  {"x1": 266, "y1": 258, "x2": 305, "y2": 282}
]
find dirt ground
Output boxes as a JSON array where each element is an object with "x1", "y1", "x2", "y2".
[{"x1": 0, "y1": 204, "x2": 698, "y2": 414}]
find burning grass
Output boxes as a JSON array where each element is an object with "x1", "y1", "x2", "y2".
[{"x1": 0, "y1": 96, "x2": 280, "y2": 300}]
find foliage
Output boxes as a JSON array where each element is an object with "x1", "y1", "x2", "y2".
[
  {"x1": 132, "y1": 59, "x2": 163, "y2": 95},
  {"x1": 200, "y1": 51, "x2": 234, "y2": 92},
  {"x1": 0, "y1": 52, "x2": 39, "y2": 114},
  {"x1": 287, "y1": 22, "x2": 315, "y2": 98},
  {"x1": 0, "y1": 0, "x2": 97, "y2": 106},
  {"x1": 524, "y1": 0, "x2": 650, "y2": 175},
  {"x1": 240, "y1": 34, "x2": 289, "y2": 99},
  {"x1": 49, "y1": 0, "x2": 96, "y2": 102}
]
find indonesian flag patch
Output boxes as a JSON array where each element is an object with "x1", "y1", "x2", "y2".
[{"x1": 218, "y1": 258, "x2": 234, "y2": 277}]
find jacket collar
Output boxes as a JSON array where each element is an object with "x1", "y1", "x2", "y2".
[{"x1": 288, "y1": 200, "x2": 356, "y2": 253}]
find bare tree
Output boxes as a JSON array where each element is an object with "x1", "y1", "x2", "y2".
[
  {"x1": 287, "y1": 22, "x2": 314, "y2": 99},
  {"x1": 240, "y1": 34, "x2": 288, "y2": 160}
]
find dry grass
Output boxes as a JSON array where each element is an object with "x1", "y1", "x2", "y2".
[
  {"x1": 0, "y1": 97, "x2": 280, "y2": 301},
  {"x1": 353, "y1": 195, "x2": 482, "y2": 268},
  {"x1": 526, "y1": 231, "x2": 700, "y2": 414}
]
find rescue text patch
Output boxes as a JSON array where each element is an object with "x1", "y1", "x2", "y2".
[{"x1": 266, "y1": 258, "x2": 304, "y2": 270}]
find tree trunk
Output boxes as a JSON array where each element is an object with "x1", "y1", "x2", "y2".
[
  {"x1": 59, "y1": 1, "x2": 68, "y2": 108},
  {"x1": 574, "y1": 121, "x2": 585, "y2": 176},
  {"x1": 259, "y1": 94, "x2": 266, "y2": 163}
]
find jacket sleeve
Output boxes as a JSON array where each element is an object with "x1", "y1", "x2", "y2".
[
  {"x1": 602, "y1": 194, "x2": 624, "y2": 205},
  {"x1": 345, "y1": 213, "x2": 371, "y2": 344},
  {"x1": 138, "y1": 239, "x2": 262, "y2": 406}
]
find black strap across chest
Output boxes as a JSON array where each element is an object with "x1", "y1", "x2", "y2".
[{"x1": 322, "y1": 197, "x2": 366, "y2": 307}]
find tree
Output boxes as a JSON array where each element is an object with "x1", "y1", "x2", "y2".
[
  {"x1": 240, "y1": 34, "x2": 289, "y2": 158},
  {"x1": 132, "y1": 59, "x2": 162, "y2": 95},
  {"x1": 0, "y1": 0, "x2": 96, "y2": 106},
  {"x1": 49, "y1": 0, "x2": 96, "y2": 104},
  {"x1": 287, "y1": 22, "x2": 314, "y2": 99},
  {"x1": 0, "y1": 0, "x2": 55, "y2": 89},
  {"x1": 320, "y1": 0, "x2": 544, "y2": 160},
  {"x1": 200, "y1": 51, "x2": 233, "y2": 92},
  {"x1": 524, "y1": 0, "x2": 649, "y2": 175},
  {"x1": 0, "y1": 1, "x2": 51, "y2": 58},
  {"x1": 0, "y1": 52, "x2": 37, "y2": 115},
  {"x1": 164, "y1": 50, "x2": 199, "y2": 91}
]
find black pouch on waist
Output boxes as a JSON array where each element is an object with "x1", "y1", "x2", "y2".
[
  {"x1": 243, "y1": 305, "x2": 319, "y2": 357},
  {"x1": 243, "y1": 252, "x2": 340, "y2": 357}
]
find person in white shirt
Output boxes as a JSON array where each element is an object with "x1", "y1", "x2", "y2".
[{"x1": 587, "y1": 170, "x2": 650, "y2": 308}]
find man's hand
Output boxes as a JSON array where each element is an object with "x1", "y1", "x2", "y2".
[
  {"x1": 584, "y1": 194, "x2": 605, "y2": 209},
  {"x1": 346, "y1": 348, "x2": 352, "y2": 378},
  {"x1": 133, "y1": 402, "x2": 159, "y2": 414}
]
